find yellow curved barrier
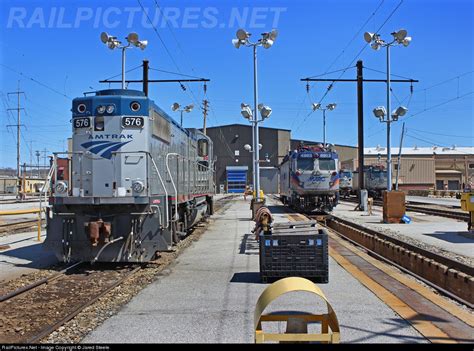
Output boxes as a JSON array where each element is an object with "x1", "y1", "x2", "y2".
[{"x1": 254, "y1": 277, "x2": 340, "y2": 343}]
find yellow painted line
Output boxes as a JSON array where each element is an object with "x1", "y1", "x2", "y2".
[
  {"x1": 328, "y1": 230, "x2": 474, "y2": 328},
  {"x1": 329, "y1": 245, "x2": 456, "y2": 343}
]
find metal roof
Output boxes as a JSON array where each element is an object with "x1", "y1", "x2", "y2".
[{"x1": 365, "y1": 146, "x2": 474, "y2": 156}]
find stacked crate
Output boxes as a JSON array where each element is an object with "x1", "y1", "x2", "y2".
[{"x1": 259, "y1": 221, "x2": 329, "y2": 283}]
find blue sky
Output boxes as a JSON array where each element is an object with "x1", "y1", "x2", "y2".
[{"x1": 1, "y1": 0, "x2": 473, "y2": 168}]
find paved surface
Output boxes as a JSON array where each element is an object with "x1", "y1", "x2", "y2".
[
  {"x1": 336, "y1": 202, "x2": 473, "y2": 259},
  {"x1": 0, "y1": 229, "x2": 56, "y2": 283},
  {"x1": 406, "y1": 196, "x2": 461, "y2": 208},
  {"x1": 84, "y1": 197, "x2": 425, "y2": 343}
]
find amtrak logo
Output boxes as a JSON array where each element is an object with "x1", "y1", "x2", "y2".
[{"x1": 81, "y1": 140, "x2": 132, "y2": 159}]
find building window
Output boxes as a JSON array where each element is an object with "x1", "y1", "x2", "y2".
[{"x1": 469, "y1": 163, "x2": 474, "y2": 169}]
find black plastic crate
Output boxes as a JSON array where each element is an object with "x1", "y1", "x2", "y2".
[{"x1": 259, "y1": 226, "x2": 329, "y2": 283}]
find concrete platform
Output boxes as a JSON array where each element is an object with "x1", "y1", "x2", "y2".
[
  {"x1": 336, "y1": 202, "x2": 474, "y2": 260},
  {"x1": 84, "y1": 197, "x2": 425, "y2": 343},
  {"x1": 406, "y1": 196, "x2": 461, "y2": 208},
  {"x1": 0, "y1": 229, "x2": 56, "y2": 283}
]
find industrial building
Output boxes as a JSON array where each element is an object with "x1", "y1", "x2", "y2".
[
  {"x1": 205, "y1": 124, "x2": 357, "y2": 193},
  {"x1": 342, "y1": 145, "x2": 474, "y2": 191}
]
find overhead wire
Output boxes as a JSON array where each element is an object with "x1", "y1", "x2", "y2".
[
  {"x1": 137, "y1": 0, "x2": 201, "y2": 106},
  {"x1": 293, "y1": 0, "x2": 404, "y2": 135},
  {"x1": 0, "y1": 63, "x2": 72, "y2": 100}
]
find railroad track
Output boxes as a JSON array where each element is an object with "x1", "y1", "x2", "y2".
[
  {"x1": 267, "y1": 196, "x2": 473, "y2": 342},
  {"x1": 309, "y1": 214, "x2": 473, "y2": 307},
  {"x1": 0, "y1": 194, "x2": 237, "y2": 343},
  {"x1": 340, "y1": 197, "x2": 469, "y2": 222},
  {"x1": 0, "y1": 220, "x2": 39, "y2": 234},
  {"x1": 0, "y1": 262, "x2": 143, "y2": 343}
]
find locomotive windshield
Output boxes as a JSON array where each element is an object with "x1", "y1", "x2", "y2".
[
  {"x1": 318, "y1": 159, "x2": 336, "y2": 171},
  {"x1": 297, "y1": 158, "x2": 314, "y2": 171},
  {"x1": 341, "y1": 171, "x2": 352, "y2": 178}
]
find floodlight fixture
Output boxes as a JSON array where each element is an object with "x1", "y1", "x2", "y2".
[
  {"x1": 373, "y1": 106, "x2": 387, "y2": 119},
  {"x1": 244, "y1": 144, "x2": 252, "y2": 151},
  {"x1": 232, "y1": 39, "x2": 243, "y2": 49},
  {"x1": 371, "y1": 42, "x2": 381, "y2": 51},
  {"x1": 137, "y1": 40, "x2": 148, "y2": 50},
  {"x1": 184, "y1": 104, "x2": 194, "y2": 112},
  {"x1": 240, "y1": 103, "x2": 253, "y2": 119},
  {"x1": 258, "y1": 144, "x2": 263, "y2": 150},
  {"x1": 269, "y1": 29, "x2": 279, "y2": 41},
  {"x1": 259, "y1": 105, "x2": 272, "y2": 119},
  {"x1": 171, "y1": 103, "x2": 180, "y2": 111},
  {"x1": 127, "y1": 32, "x2": 139, "y2": 44},
  {"x1": 393, "y1": 29, "x2": 408, "y2": 42},
  {"x1": 402, "y1": 36, "x2": 412, "y2": 47},
  {"x1": 392, "y1": 106, "x2": 408, "y2": 117},
  {"x1": 262, "y1": 39, "x2": 274, "y2": 49},
  {"x1": 236, "y1": 29, "x2": 250, "y2": 40},
  {"x1": 101, "y1": 32, "x2": 111, "y2": 44},
  {"x1": 312, "y1": 103, "x2": 321, "y2": 111},
  {"x1": 364, "y1": 32, "x2": 375, "y2": 43},
  {"x1": 327, "y1": 103, "x2": 337, "y2": 111}
]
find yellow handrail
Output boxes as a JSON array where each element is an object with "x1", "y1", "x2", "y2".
[{"x1": 0, "y1": 208, "x2": 45, "y2": 241}]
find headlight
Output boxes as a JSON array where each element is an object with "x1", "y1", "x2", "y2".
[
  {"x1": 55, "y1": 181, "x2": 68, "y2": 194},
  {"x1": 77, "y1": 104, "x2": 86, "y2": 113},
  {"x1": 106, "y1": 105, "x2": 115, "y2": 114},
  {"x1": 130, "y1": 101, "x2": 141, "y2": 112},
  {"x1": 132, "y1": 181, "x2": 145, "y2": 193},
  {"x1": 97, "y1": 105, "x2": 106, "y2": 114}
]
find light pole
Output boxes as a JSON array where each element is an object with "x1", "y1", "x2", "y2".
[
  {"x1": 364, "y1": 29, "x2": 411, "y2": 191},
  {"x1": 100, "y1": 32, "x2": 148, "y2": 89},
  {"x1": 311, "y1": 103, "x2": 337, "y2": 146},
  {"x1": 171, "y1": 103, "x2": 194, "y2": 127},
  {"x1": 232, "y1": 28, "x2": 278, "y2": 202}
]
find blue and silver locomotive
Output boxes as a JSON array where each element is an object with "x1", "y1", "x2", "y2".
[
  {"x1": 44, "y1": 89, "x2": 214, "y2": 262},
  {"x1": 279, "y1": 145, "x2": 340, "y2": 212}
]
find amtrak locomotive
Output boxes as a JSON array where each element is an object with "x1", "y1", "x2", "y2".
[
  {"x1": 44, "y1": 89, "x2": 214, "y2": 263},
  {"x1": 279, "y1": 145, "x2": 340, "y2": 212}
]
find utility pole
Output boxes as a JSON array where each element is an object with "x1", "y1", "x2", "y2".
[
  {"x1": 42, "y1": 148, "x2": 49, "y2": 169},
  {"x1": 301, "y1": 62, "x2": 418, "y2": 204},
  {"x1": 29, "y1": 141, "x2": 33, "y2": 177},
  {"x1": 202, "y1": 99, "x2": 209, "y2": 135},
  {"x1": 395, "y1": 122, "x2": 406, "y2": 190},
  {"x1": 36, "y1": 150, "x2": 41, "y2": 178},
  {"x1": 7, "y1": 81, "x2": 25, "y2": 197},
  {"x1": 357, "y1": 60, "x2": 364, "y2": 192}
]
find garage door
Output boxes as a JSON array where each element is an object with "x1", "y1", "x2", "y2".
[{"x1": 226, "y1": 166, "x2": 248, "y2": 193}]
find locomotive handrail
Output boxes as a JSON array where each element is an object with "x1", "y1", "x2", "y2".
[
  {"x1": 111, "y1": 150, "x2": 169, "y2": 229},
  {"x1": 166, "y1": 153, "x2": 180, "y2": 222},
  {"x1": 148, "y1": 154, "x2": 169, "y2": 229},
  {"x1": 52, "y1": 151, "x2": 84, "y2": 196}
]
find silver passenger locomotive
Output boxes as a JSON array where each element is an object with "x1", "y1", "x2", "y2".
[
  {"x1": 44, "y1": 89, "x2": 214, "y2": 263},
  {"x1": 352, "y1": 165, "x2": 388, "y2": 199},
  {"x1": 279, "y1": 145, "x2": 340, "y2": 212}
]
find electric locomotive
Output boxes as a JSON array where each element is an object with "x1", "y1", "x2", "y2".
[
  {"x1": 339, "y1": 169, "x2": 353, "y2": 198},
  {"x1": 279, "y1": 145, "x2": 340, "y2": 212},
  {"x1": 44, "y1": 89, "x2": 214, "y2": 263}
]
